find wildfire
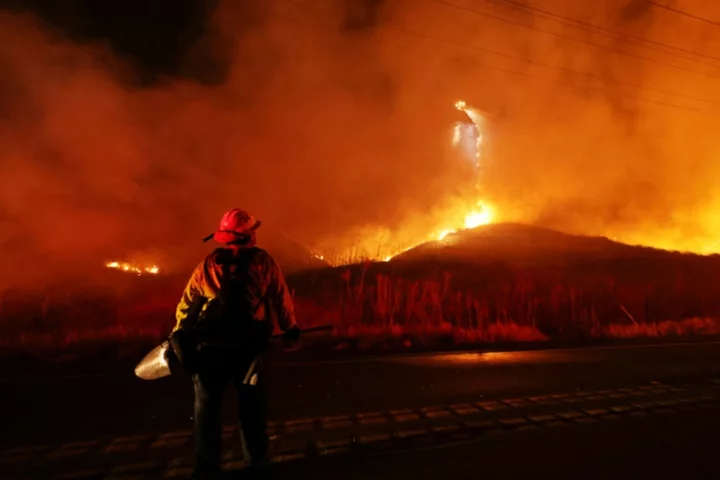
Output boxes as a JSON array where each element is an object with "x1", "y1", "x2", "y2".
[
  {"x1": 465, "y1": 205, "x2": 494, "y2": 229},
  {"x1": 315, "y1": 98, "x2": 497, "y2": 266},
  {"x1": 106, "y1": 261, "x2": 160, "y2": 276},
  {"x1": 437, "y1": 204, "x2": 496, "y2": 240},
  {"x1": 376, "y1": 100, "x2": 496, "y2": 262},
  {"x1": 381, "y1": 202, "x2": 495, "y2": 261}
]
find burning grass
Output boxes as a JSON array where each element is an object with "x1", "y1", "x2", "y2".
[
  {"x1": 600, "y1": 317, "x2": 720, "y2": 338},
  {"x1": 3, "y1": 250, "x2": 720, "y2": 360},
  {"x1": 289, "y1": 268, "x2": 551, "y2": 348},
  {"x1": 290, "y1": 260, "x2": 720, "y2": 344}
]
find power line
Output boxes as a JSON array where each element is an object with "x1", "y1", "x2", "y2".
[
  {"x1": 384, "y1": 22, "x2": 720, "y2": 107},
  {"x1": 392, "y1": 34, "x2": 720, "y2": 116},
  {"x1": 643, "y1": 0, "x2": 720, "y2": 28},
  {"x1": 279, "y1": 0, "x2": 720, "y2": 117},
  {"x1": 428, "y1": 0, "x2": 720, "y2": 80},
  {"x1": 486, "y1": 0, "x2": 720, "y2": 65}
]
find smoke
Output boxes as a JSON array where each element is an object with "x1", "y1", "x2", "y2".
[
  {"x1": 2, "y1": 0, "x2": 720, "y2": 289},
  {"x1": 474, "y1": 0, "x2": 720, "y2": 253}
]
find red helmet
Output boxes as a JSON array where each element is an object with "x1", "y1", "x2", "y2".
[{"x1": 203, "y1": 208, "x2": 261, "y2": 243}]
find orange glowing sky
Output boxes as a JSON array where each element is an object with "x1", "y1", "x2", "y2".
[{"x1": 3, "y1": 0, "x2": 720, "y2": 286}]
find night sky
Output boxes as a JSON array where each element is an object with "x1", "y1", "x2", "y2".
[{"x1": 1, "y1": 0, "x2": 385, "y2": 85}]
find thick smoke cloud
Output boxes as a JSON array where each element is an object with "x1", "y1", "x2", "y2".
[
  {"x1": 476, "y1": 0, "x2": 720, "y2": 252},
  {"x1": 1, "y1": 0, "x2": 720, "y2": 289}
]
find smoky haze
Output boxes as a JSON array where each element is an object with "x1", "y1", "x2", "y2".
[{"x1": 1, "y1": 0, "x2": 720, "y2": 289}]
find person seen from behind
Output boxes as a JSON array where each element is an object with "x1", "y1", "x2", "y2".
[{"x1": 171, "y1": 208, "x2": 300, "y2": 479}]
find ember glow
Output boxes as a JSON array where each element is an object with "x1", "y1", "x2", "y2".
[
  {"x1": 106, "y1": 261, "x2": 160, "y2": 276},
  {"x1": 435, "y1": 203, "x2": 496, "y2": 241},
  {"x1": 380, "y1": 202, "x2": 495, "y2": 261},
  {"x1": 464, "y1": 204, "x2": 495, "y2": 229}
]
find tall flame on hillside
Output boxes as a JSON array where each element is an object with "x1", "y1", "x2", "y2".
[{"x1": 319, "y1": 100, "x2": 496, "y2": 265}]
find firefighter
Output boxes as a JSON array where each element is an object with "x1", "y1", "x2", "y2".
[{"x1": 172, "y1": 208, "x2": 300, "y2": 479}]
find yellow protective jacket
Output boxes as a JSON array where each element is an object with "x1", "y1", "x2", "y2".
[{"x1": 174, "y1": 246, "x2": 296, "y2": 340}]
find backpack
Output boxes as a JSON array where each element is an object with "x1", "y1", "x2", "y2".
[{"x1": 195, "y1": 247, "x2": 272, "y2": 344}]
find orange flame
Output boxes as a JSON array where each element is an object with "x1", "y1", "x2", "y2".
[
  {"x1": 381, "y1": 202, "x2": 495, "y2": 262},
  {"x1": 106, "y1": 261, "x2": 159, "y2": 276},
  {"x1": 315, "y1": 99, "x2": 497, "y2": 266}
]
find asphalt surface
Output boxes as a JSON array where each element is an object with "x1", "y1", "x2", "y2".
[
  {"x1": 3, "y1": 341, "x2": 720, "y2": 448},
  {"x1": 262, "y1": 404, "x2": 720, "y2": 480},
  {"x1": 5, "y1": 378, "x2": 718, "y2": 479}
]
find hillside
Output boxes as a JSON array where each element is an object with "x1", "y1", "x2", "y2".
[
  {"x1": 288, "y1": 223, "x2": 720, "y2": 333},
  {"x1": 391, "y1": 223, "x2": 706, "y2": 266}
]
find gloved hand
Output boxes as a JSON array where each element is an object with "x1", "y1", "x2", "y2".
[
  {"x1": 167, "y1": 330, "x2": 200, "y2": 373},
  {"x1": 283, "y1": 326, "x2": 301, "y2": 342},
  {"x1": 163, "y1": 341, "x2": 178, "y2": 368}
]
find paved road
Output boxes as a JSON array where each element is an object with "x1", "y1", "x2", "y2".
[
  {"x1": 263, "y1": 403, "x2": 720, "y2": 480},
  {"x1": 3, "y1": 341, "x2": 720, "y2": 447},
  {"x1": 4, "y1": 379, "x2": 719, "y2": 479}
]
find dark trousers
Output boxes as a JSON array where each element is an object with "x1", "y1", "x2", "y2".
[{"x1": 191, "y1": 347, "x2": 269, "y2": 478}]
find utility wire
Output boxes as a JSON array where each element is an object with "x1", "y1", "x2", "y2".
[
  {"x1": 486, "y1": 0, "x2": 720, "y2": 65},
  {"x1": 643, "y1": 0, "x2": 720, "y2": 28},
  {"x1": 393, "y1": 34, "x2": 720, "y2": 116},
  {"x1": 284, "y1": 0, "x2": 720, "y2": 104},
  {"x1": 428, "y1": 0, "x2": 720, "y2": 80},
  {"x1": 280, "y1": 0, "x2": 720, "y2": 117},
  {"x1": 384, "y1": 22, "x2": 720, "y2": 107}
]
